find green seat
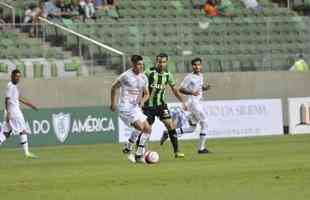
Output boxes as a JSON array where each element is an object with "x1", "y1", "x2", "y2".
[
  {"x1": 33, "y1": 62, "x2": 44, "y2": 78},
  {"x1": 50, "y1": 60, "x2": 58, "y2": 78},
  {"x1": 0, "y1": 62, "x2": 8, "y2": 73},
  {"x1": 64, "y1": 57, "x2": 81, "y2": 73}
]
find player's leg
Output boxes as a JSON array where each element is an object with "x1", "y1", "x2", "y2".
[
  {"x1": 0, "y1": 123, "x2": 10, "y2": 145},
  {"x1": 11, "y1": 116, "x2": 38, "y2": 158},
  {"x1": 122, "y1": 129, "x2": 140, "y2": 154},
  {"x1": 19, "y1": 130, "x2": 37, "y2": 158},
  {"x1": 191, "y1": 102, "x2": 210, "y2": 154},
  {"x1": 132, "y1": 120, "x2": 151, "y2": 163},
  {"x1": 160, "y1": 105, "x2": 184, "y2": 158},
  {"x1": 123, "y1": 107, "x2": 155, "y2": 154},
  {"x1": 160, "y1": 111, "x2": 197, "y2": 145},
  {"x1": 197, "y1": 119, "x2": 210, "y2": 154}
]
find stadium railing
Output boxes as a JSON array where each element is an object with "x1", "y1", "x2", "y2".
[{"x1": 39, "y1": 17, "x2": 127, "y2": 75}]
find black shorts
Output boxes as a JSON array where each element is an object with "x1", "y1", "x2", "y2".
[{"x1": 143, "y1": 104, "x2": 172, "y2": 125}]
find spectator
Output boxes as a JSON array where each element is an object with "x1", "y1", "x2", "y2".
[
  {"x1": 192, "y1": 0, "x2": 206, "y2": 16},
  {"x1": 106, "y1": 0, "x2": 117, "y2": 6},
  {"x1": 44, "y1": 0, "x2": 69, "y2": 22},
  {"x1": 204, "y1": 0, "x2": 219, "y2": 16},
  {"x1": 102, "y1": 0, "x2": 120, "y2": 20},
  {"x1": 95, "y1": 0, "x2": 104, "y2": 9},
  {"x1": 58, "y1": 0, "x2": 80, "y2": 19},
  {"x1": 218, "y1": 0, "x2": 235, "y2": 16},
  {"x1": 79, "y1": 0, "x2": 96, "y2": 20},
  {"x1": 0, "y1": 7, "x2": 5, "y2": 27},
  {"x1": 24, "y1": 3, "x2": 37, "y2": 35},
  {"x1": 23, "y1": 1, "x2": 44, "y2": 37},
  {"x1": 242, "y1": 0, "x2": 263, "y2": 12},
  {"x1": 289, "y1": 54, "x2": 309, "y2": 72}
]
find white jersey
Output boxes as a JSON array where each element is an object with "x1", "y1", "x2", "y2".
[
  {"x1": 180, "y1": 73, "x2": 204, "y2": 103},
  {"x1": 5, "y1": 81, "x2": 23, "y2": 118},
  {"x1": 117, "y1": 69, "x2": 148, "y2": 111}
]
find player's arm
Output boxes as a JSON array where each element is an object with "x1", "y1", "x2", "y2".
[
  {"x1": 5, "y1": 97, "x2": 10, "y2": 122},
  {"x1": 140, "y1": 87, "x2": 150, "y2": 108},
  {"x1": 19, "y1": 97, "x2": 38, "y2": 111},
  {"x1": 168, "y1": 73, "x2": 187, "y2": 110},
  {"x1": 110, "y1": 79, "x2": 121, "y2": 112},
  {"x1": 179, "y1": 85, "x2": 201, "y2": 96},
  {"x1": 170, "y1": 85, "x2": 187, "y2": 110}
]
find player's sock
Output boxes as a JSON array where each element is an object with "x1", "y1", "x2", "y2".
[
  {"x1": 198, "y1": 133, "x2": 207, "y2": 151},
  {"x1": 20, "y1": 134, "x2": 29, "y2": 155},
  {"x1": 168, "y1": 129, "x2": 179, "y2": 153},
  {"x1": 0, "y1": 131, "x2": 6, "y2": 145},
  {"x1": 136, "y1": 133, "x2": 150, "y2": 156},
  {"x1": 127, "y1": 131, "x2": 140, "y2": 150},
  {"x1": 175, "y1": 128, "x2": 184, "y2": 136}
]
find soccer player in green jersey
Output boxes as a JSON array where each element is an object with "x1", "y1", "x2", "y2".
[{"x1": 123, "y1": 53, "x2": 187, "y2": 158}]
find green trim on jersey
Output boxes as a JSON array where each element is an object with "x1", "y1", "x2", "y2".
[{"x1": 144, "y1": 68, "x2": 176, "y2": 107}]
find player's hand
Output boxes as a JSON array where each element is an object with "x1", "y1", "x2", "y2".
[
  {"x1": 204, "y1": 84, "x2": 211, "y2": 91},
  {"x1": 192, "y1": 90, "x2": 200, "y2": 96},
  {"x1": 110, "y1": 104, "x2": 116, "y2": 112},
  {"x1": 31, "y1": 105, "x2": 39, "y2": 111}
]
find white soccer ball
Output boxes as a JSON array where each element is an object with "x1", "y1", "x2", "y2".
[{"x1": 144, "y1": 151, "x2": 160, "y2": 164}]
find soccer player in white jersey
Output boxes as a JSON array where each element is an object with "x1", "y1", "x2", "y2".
[
  {"x1": 0, "y1": 69, "x2": 38, "y2": 158},
  {"x1": 175, "y1": 57, "x2": 211, "y2": 154},
  {"x1": 110, "y1": 55, "x2": 151, "y2": 163}
]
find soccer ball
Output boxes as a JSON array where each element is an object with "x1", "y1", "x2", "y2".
[{"x1": 144, "y1": 151, "x2": 159, "y2": 164}]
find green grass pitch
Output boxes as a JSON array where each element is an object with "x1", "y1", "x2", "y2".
[{"x1": 0, "y1": 134, "x2": 309, "y2": 200}]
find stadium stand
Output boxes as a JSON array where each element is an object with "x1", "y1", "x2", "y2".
[
  {"x1": 1, "y1": 0, "x2": 310, "y2": 74},
  {"x1": 65, "y1": 0, "x2": 307, "y2": 72}
]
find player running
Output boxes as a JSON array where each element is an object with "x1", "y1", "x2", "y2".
[
  {"x1": 110, "y1": 55, "x2": 151, "y2": 163},
  {"x1": 160, "y1": 57, "x2": 211, "y2": 154},
  {"x1": 0, "y1": 69, "x2": 38, "y2": 158},
  {"x1": 123, "y1": 53, "x2": 187, "y2": 158}
]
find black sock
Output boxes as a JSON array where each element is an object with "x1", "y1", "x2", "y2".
[
  {"x1": 168, "y1": 129, "x2": 179, "y2": 153},
  {"x1": 4, "y1": 130, "x2": 12, "y2": 138},
  {"x1": 136, "y1": 134, "x2": 141, "y2": 148}
]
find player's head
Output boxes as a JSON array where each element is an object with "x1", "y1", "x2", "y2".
[
  {"x1": 155, "y1": 53, "x2": 168, "y2": 72},
  {"x1": 131, "y1": 54, "x2": 143, "y2": 74},
  {"x1": 191, "y1": 57, "x2": 202, "y2": 73},
  {"x1": 11, "y1": 69, "x2": 21, "y2": 85}
]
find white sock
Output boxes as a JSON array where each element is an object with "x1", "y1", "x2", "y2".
[
  {"x1": 126, "y1": 131, "x2": 140, "y2": 150},
  {"x1": 176, "y1": 128, "x2": 183, "y2": 136},
  {"x1": 198, "y1": 133, "x2": 207, "y2": 151},
  {"x1": 136, "y1": 133, "x2": 150, "y2": 156},
  {"x1": 20, "y1": 134, "x2": 29, "y2": 155},
  {"x1": 0, "y1": 130, "x2": 6, "y2": 145}
]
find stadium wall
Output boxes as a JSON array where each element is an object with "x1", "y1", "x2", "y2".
[{"x1": 0, "y1": 71, "x2": 309, "y2": 126}]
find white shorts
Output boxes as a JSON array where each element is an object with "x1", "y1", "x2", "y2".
[
  {"x1": 187, "y1": 101, "x2": 207, "y2": 122},
  {"x1": 119, "y1": 106, "x2": 147, "y2": 127},
  {"x1": 3, "y1": 113, "x2": 27, "y2": 133}
]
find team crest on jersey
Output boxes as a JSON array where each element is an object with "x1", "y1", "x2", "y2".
[{"x1": 52, "y1": 113, "x2": 71, "y2": 143}]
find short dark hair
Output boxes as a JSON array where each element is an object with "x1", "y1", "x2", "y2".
[
  {"x1": 11, "y1": 69, "x2": 21, "y2": 76},
  {"x1": 131, "y1": 54, "x2": 143, "y2": 64},
  {"x1": 156, "y1": 53, "x2": 169, "y2": 60},
  {"x1": 191, "y1": 57, "x2": 202, "y2": 65}
]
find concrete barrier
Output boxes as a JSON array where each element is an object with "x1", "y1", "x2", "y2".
[{"x1": 1, "y1": 71, "x2": 309, "y2": 126}]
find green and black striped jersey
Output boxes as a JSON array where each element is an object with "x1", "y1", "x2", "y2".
[{"x1": 144, "y1": 68, "x2": 176, "y2": 107}]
